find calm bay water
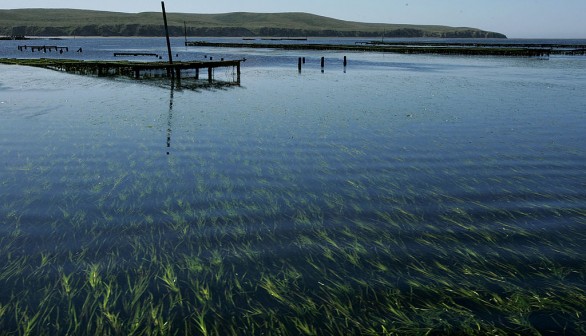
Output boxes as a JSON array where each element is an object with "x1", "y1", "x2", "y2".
[{"x1": 1, "y1": 38, "x2": 585, "y2": 334}]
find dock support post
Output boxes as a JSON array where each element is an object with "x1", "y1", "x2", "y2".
[
  {"x1": 298, "y1": 57, "x2": 302, "y2": 72},
  {"x1": 321, "y1": 57, "x2": 325, "y2": 68},
  {"x1": 343, "y1": 56, "x2": 347, "y2": 67},
  {"x1": 236, "y1": 63, "x2": 241, "y2": 84},
  {"x1": 208, "y1": 67, "x2": 213, "y2": 83},
  {"x1": 195, "y1": 68, "x2": 199, "y2": 79}
]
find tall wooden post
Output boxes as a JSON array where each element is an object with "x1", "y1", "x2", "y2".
[
  {"x1": 161, "y1": 1, "x2": 173, "y2": 67},
  {"x1": 184, "y1": 21, "x2": 188, "y2": 46}
]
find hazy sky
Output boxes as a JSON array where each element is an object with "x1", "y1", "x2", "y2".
[{"x1": 2, "y1": 0, "x2": 585, "y2": 38}]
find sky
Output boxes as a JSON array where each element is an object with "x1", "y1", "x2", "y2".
[{"x1": 2, "y1": 0, "x2": 585, "y2": 38}]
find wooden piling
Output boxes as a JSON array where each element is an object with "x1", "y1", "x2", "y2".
[
  {"x1": 298, "y1": 57, "x2": 302, "y2": 72},
  {"x1": 184, "y1": 21, "x2": 188, "y2": 46},
  {"x1": 321, "y1": 57, "x2": 325, "y2": 68},
  {"x1": 236, "y1": 64, "x2": 241, "y2": 84},
  {"x1": 343, "y1": 56, "x2": 347, "y2": 67}
]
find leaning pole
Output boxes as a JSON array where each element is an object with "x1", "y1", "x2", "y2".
[{"x1": 161, "y1": 1, "x2": 173, "y2": 67}]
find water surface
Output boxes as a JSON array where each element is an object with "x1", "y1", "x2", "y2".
[{"x1": 1, "y1": 38, "x2": 585, "y2": 334}]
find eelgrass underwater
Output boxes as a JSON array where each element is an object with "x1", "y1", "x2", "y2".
[{"x1": 1, "y1": 47, "x2": 586, "y2": 335}]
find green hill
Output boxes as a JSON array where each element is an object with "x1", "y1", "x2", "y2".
[{"x1": 0, "y1": 9, "x2": 506, "y2": 38}]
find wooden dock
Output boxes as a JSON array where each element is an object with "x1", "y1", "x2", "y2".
[
  {"x1": 261, "y1": 38, "x2": 308, "y2": 41},
  {"x1": 114, "y1": 52, "x2": 160, "y2": 57},
  {"x1": 0, "y1": 58, "x2": 243, "y2": 85},
  {"x1": 18, "y1": 45, "x2": 70, "y2": 53}
]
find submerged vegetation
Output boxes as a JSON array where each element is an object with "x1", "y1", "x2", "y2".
[
  {"x1": 1, "y1": 123, "x2": 584, "y2": 334},
  {"x1": 1, "y1": 48, "x2": 585, "y2": 334}
]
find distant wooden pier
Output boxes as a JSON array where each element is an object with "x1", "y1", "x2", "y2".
[
  {"x1": 114, "y1": 52, "x2": 160, "y2": 57},
  {"x1": 240, "y1": 37, "x2": 308, "y2": 41},
  {"x1": 0, "y1": 58, "x2": 243, "y2": 85},
  {"x1": 185, "y1": 40, "x2": 586, "y2": 57},
  {"x1": 18, "y1": 45, "x2": 69, "y2": 53}
]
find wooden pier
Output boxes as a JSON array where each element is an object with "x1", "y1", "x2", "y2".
[
  {"x1": 0, "y1": 58, "x2": 243, "y2": 85},
  {"x1": 261, "y1": 38, "x2": 308, "y2": 41},
  {"x1": 18, "y1": 45, "x2": 70, "y2": 53},
  {"x1": 114, "y1": 52, "x2": 160, "y2": 57}
]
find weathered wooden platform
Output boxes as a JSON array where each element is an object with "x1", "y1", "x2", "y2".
[
  {"x1": 185, "y1": 41, "x2": 585, "y2": 57},
  {"x1": 17, "y1": 45, "x2": 69, "y2": 52},
  {"x1": 114, "y1": 52, "x2": 160, "y2": 57},
  {"x1": 0, "y1": 58, "x2": 242, "y2": 84}
]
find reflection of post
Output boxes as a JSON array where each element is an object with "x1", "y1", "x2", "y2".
[{"x1": 166, "y1": 81, "x2": 175, "y2": 155}]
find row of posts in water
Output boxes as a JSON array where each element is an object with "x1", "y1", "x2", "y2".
[
  {"x1": 17, "y1": 45, "x2": 83, "y2": 53},
  {"x1": 298, "y1": 56, "x2": 348, "y2": 72}
]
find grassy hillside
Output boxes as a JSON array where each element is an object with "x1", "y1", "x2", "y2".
[{"x1": 0, "y1": 9, "x2": 506, "y2": 38}]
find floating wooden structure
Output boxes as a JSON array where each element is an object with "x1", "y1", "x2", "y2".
[
  {"x1": 0, "y1": 58, "x2": 243, "y2": 85},
  {"x1": 261, "y1": 38, "x2": 308, "y2": 41},
  {"x1": 114, "y1": 52, "x2": 160, "y2": 57},
  {"x1": 186, "y1": 41, "x2": 586, "y2": 57},
  {"x1": 18, "y1": 45, "x2": 69, "y2": 52}
]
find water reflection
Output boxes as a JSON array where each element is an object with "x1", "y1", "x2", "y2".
[
  {"x1": 163, "y1": 79, "x2": 242, "y2": 156},
  {"x1": 166, "y1": 81, "x2": 174, "y2": 155}
]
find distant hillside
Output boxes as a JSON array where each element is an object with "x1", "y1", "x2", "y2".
[{"x1": 0, "y1": 9, "x2": 506, "y2": 38}]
